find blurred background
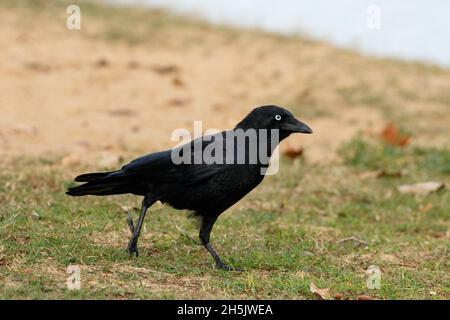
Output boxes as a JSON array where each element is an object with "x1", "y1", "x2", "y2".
[
  {"x1": 0, "y1": 0, "x2": 449, "y2": 299},
  {"x1": 114, "y1": 0, "x2": 450, "y2": 66},
  {"x1": 1, "y1": 0, "x2": 449, "y2": 163}
]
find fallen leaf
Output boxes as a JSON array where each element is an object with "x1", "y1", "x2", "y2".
[
  {"x1": 357, "y1": 295, "x2": 373, "y2": 300},
  {"x1": 334, "y1": 293, "x2": 344, "y2": 300},
  {"x1": 172, "y1": 77, "x2": 185, "y2": 87},
  {"x1": 379, "y1": 123, "x2": 411, "y2": 147},
  {"x1": 310, "y1": 282, "x2": 331, "y2": 300},
  {"x1": 282, "y1": 145, "x2": 304, "y2": 159},
  {"x1": 398, "y1": 181, "x2": 445, "y2": 195}
]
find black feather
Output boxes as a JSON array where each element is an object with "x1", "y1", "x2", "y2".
[{"x1": 74, "y1": 171, "x2": 116, "y2": 182}]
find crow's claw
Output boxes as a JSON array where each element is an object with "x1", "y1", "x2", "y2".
[
  {"x1": 215, "y1": 262, "x2": 242, "y2": 272},
  {"x1": 127, "y1": 239, "x2": 139, "y2": 257}
]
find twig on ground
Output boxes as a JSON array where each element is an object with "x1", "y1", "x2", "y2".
[{"x1": 337, "y1": 236, "x2": 368, "y2": 247}]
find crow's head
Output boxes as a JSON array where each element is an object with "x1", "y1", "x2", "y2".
[{"x1": 235, "y1": 105, "x2": 313, "y2": 140}]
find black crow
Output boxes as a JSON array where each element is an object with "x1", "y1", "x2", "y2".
[{"x1": 66, "y1": 105, "x2": 312, "y2": 270}]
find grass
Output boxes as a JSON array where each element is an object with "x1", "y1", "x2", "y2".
[
  {"x1": 339, "y1": 137, "x2": 450, "y2": 175},
  {"x1": 1, "y1": 0, "x2": 449, "y2": 300},
  {"x1": 1, "y1": 138, "x2": 448, "y2": 299}
]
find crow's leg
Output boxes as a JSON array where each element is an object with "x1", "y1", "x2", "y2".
[
  {"x1": 199, "y1": 215, "x2": 241, "y2": 271},
  {"x1": 127, "y1": 195, "x2": 156, "y2": 257}
]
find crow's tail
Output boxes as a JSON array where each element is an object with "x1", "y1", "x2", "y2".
[
  {"x1": 66, "y1": 170, "x2": 131, "y2": 196},
  {"x1": 74, "y1": 171, "x2": 116, "y2": 182},
  {"x1": 66, "y1": 182, "x2": 126, "y2": 196}
]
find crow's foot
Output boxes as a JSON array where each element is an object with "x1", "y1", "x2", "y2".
[
  {"x1": 127, "y1": 239, "x2": 139, "y2": 257},
  {"x1": 215, "y1": 262, "x2": 243, "y2": 272}
]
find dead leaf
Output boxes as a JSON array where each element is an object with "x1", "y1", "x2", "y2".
[
  {"x1": 282, "y1": 145, "x2": 304, "y2": 159},
  {"x1": 172, "y1": 77, "x2": 185, "y2": 87},
  {"x1": 334, "y1": 293, "x2": 344, "y2": 300},
  {"x1": 310, "y1": 282, "x2": 331, "y2": 300},
  {"x1": 398, "y1": 181, "x2": 445, "y2": 195},
  {"x1": 379, "y1": 123, "x2": 411, "y2": 147},
  {"x1": 357, "y1": 294, "x2": 373, "y2": 300}
]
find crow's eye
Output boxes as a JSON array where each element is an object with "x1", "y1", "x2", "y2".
[{"x1": 274, "y1": 114, "x2": 282, "y2": 121}]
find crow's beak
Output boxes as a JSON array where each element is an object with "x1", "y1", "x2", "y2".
[{"x1": 282, "y1": 117, "x2": 313, "y2": 134}]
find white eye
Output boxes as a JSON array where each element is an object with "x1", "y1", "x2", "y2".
[{"x1": 274, "y1": 114, "x2": 282, "y2": 121}]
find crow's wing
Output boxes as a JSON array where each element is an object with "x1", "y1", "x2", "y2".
[{"x1": 108, "y1": 133, "x2": 227, "y2": 186}]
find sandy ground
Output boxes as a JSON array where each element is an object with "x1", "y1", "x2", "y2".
[{"x1": 1, "y1": 3, "x2": 449, "y2": 167}]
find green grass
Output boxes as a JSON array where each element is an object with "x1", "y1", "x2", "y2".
[
  {"x1": 339, "y1": 137, "x2": 450, "y2": 175},
  {"x1": 1, "y1": 138, "x2": 448, "y2": 299}
]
